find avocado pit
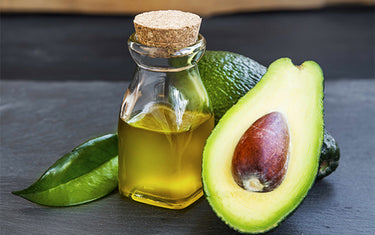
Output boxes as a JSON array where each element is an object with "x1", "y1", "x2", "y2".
[{"x1": 231, "y1": 112, "x2": 289, "y2": 192}]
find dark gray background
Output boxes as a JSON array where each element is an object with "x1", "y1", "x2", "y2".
[
  {"x1": 1, "y1": 7, "x2": 374, "y2": 81},
  {"x1": 1, "y1": 6, "x2": 374, "y2": 235}
]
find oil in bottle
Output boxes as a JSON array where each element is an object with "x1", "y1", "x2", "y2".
[
  {"x1": 118, "y1": 10, "x2": 212, "y2": 209},
  {"x1": 118, "y1": 103, "x2": 214, "y2": 209}
]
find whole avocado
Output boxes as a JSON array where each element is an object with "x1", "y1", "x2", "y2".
[
  {"x1": 198, "y1": 50, "x2": 266, "y2": 124},
  {"x1": 198, "y1": 50, "x2": 339, "y2": 180}
]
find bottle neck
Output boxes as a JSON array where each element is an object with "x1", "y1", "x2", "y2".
[{"x1": 128, "y1": 33, "x2": 206, "y2": 72}]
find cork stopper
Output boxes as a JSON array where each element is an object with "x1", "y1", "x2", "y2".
[{"x1": 134, "y1": 10, "x2": 201, "y2": 49}]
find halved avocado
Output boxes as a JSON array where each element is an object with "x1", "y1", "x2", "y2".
[{"x1": 202, "y1": 58, "x2": 324, "y2": 233}]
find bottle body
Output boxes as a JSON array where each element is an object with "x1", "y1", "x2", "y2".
[{"x1": 118, "y1": 34, "x2": 214, "y2": 209}]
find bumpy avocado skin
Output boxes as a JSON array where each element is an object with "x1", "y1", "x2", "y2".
[
  {"x1": 317, "y1": 130, "x2": 340, "y2": 180},
  {"x1": 199, "y1": 51, "x2": 339, "y2": 180},
  {"x1": 198, "y1": 50, "x2": 266, "y2": 124}
]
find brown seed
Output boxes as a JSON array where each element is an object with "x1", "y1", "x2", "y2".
[{"x1": 231, "y1": 112, "x2": 290, "y2": 192}]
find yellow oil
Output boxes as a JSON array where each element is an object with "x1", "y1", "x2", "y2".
[{"x1": 118, "y1": 103, "x2": 214, "y2": 209}]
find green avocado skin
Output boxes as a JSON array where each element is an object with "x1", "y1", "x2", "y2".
[
  {"x1": 317, "y1": 130, "x2": 340, "y2": 180},
  {"x1": 198, "y1": 50, "x2": 266, "y2": 124},
  {"x1": 198, "y1": 50, "x2": 339, "y2": 180}
]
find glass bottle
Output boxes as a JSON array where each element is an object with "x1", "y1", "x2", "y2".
[{"x1": 118, "y1": 33, "x2": 214, "y2": 209}]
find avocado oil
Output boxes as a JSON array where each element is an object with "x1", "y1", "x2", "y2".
[
  {"x1": 118, "y1": 103, "x2": 214, "y2": 209},
  {"x1": 119, "y1": 10, "x2": 212, "y2": 209}
]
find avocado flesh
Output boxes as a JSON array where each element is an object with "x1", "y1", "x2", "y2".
[
  {"x1": 199, "y1": 51, "x2": 339, "y2": 181},
  {"x1": 202, "y1": 58, "x2": 324, "y2": 233}
]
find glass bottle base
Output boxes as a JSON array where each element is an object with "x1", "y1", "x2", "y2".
[{"x1": 120, "y1": 188, "x2": 203, "y2": 210}]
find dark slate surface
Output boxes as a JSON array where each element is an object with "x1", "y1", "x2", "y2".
[
  {"x1": 1, "y1": 7, "x2": 374, "y2": 81},
  {"x1": 1, "y1": 80, "x2": 374, "y2": 234}
]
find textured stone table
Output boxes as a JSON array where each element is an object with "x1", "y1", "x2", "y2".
[{"x1": 1, "y1": 80, "x2": 374, "y2": 234}]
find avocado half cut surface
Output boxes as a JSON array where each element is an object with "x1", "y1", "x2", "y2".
[
  {"x1": 199, "y1": 51, "x2": 339, "y2": 180},
  {"x1": 202, "y1": 58, "x2": 324, "y2": 233}
]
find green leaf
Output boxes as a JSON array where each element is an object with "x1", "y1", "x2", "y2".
[{"x1": 13, "y1": 134, "x2": 119, "y2": 207}]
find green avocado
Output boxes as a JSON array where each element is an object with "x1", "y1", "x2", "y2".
[
  {"x1": 199, "y1": 50, "x2": 339, "y2": 180},
  {"x1": 202, "y1": 58, "x2": 324, "y2": 233},
  {"x1": 198, "y1": 50, "x2": 266, "y2": 124}
]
